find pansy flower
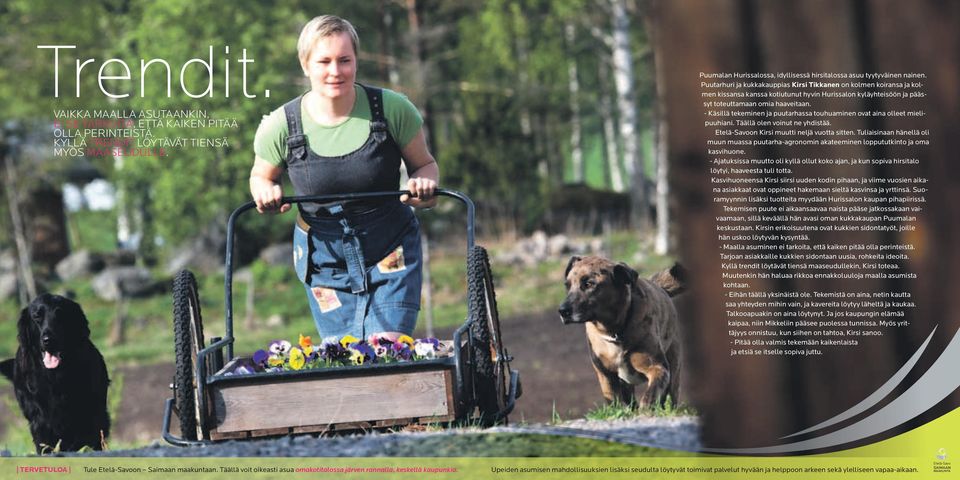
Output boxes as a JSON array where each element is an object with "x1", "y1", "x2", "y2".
[
  {"x1": 268, "y1": 340, "x2": 292, "y2": 356},
  {"x1": 414, "y1": 343, "x2": 435, "y2": 359},
  {"x1": 397, "y1": 335, "x2": 415, "y2": 348},
  {"x1": 289, "y1": 347, "x2": 306, "y2": 370},
  {"x1": 414, "y1": 338, "x2": 441, "y2": 359},
  {"x1": 391, "y1": 342, "x2": 413, "y2": 360},
  {"x1": 368, "y1": 335, "x2": 394, "y2": 358},
  {"x1": 231, "y1": 358, "x2": 258, "y2": 375},
  {"x1": 306, "y1": 346, "x2": 320, "y2": 362},
  {"x1": 268, "y1": 355, "x2": 285, "y2": 367},
  {"x1": 319, "y1": 338, "x2": 349, "y2": 362},
  {"x1": 252, "y1": 349, "x2": 269, "y2": 368},
  {"x1": 347, "y1": 348, "x2": 365, "y2": 365},
  {"x1": 351, "y1": 342, "x2": 376, "y2": 364},
  {"x1": 339, "y1": 335, "x2": 360, "y2": 349},
  {"x1": 299, "y1": 334, "x2": 313, "y2": 352}
]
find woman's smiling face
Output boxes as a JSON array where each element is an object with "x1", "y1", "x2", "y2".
[{"x1": 302, "y1": 31, "x2": 356, "y2": 99}]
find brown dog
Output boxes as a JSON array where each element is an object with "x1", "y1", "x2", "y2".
[{"x1": 559, "y1": 256, "x2": 686, "y2": 408}]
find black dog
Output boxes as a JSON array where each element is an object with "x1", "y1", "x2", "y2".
[{"x1": 0, "y1": 294, "x2": 110, "y2": 453}]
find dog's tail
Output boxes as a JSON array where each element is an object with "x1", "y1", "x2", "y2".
[{"x1": 650, "y1": 262, "x2": 687, "y2": 297}]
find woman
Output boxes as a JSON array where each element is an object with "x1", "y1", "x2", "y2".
[{"x1": 249, "y1": 15, "x2": 438, "y2": 341}]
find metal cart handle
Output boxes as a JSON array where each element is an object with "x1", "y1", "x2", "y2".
[{"x1": 222, "y1": 188, "x2": 475, "y2": 361}]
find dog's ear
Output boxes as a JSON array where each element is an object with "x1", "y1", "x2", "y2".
[
  {"x1": 77, "y1": 308, "x2": 91, "y2": 339},
  {"x1": 670, "y1": 262, "x2": 688, "y2": 284},
  {"x1": 17, "y1": 306, "x2": 37, "y2": 347},
  {"x1": 67, "y1": 299, "x2": 92, "y2": 339},
  {"x1": 0, "y1": 358, "x2": 13, "y2": 381},
  {"x1": 651, "y1": 262, "x2": 688, "y2": 297},
  {"x1": 613, "y1": 262, "x2": 639, "y2": 287},
  {"x1": 564, "y1": 256, "x2": 582, "y2": 278}
]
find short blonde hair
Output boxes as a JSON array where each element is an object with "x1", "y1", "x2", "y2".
[{"x1": 298, "y1": 15, "x2": 360, "y2": 63}]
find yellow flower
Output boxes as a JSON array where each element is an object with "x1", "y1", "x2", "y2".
[
  {"x1": 268, "y1": 356, "x2": 284, "y2": 367},
  {"x1": 348, "y1": 349, "x2": 364, "y2": 365},
  {"x1": 299, "y1": 334, "x2": 313, "y2": 352},
  {"x1": 397, "y1": 335, "x2": 415, "y2": 348},
  {"x1": 340, "y1": 335, "x2": 360, "y2": 348},
  {"x1": 289, "y1": 347, "x2": 305, "y2": 370}
]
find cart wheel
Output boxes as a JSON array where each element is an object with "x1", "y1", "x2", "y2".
[
  {"x1": 467, "y1": 245, "x2": 511, "y2": 422},
  {"x1": 173, "y1": 269, "x2": 207, "y2": 441}
]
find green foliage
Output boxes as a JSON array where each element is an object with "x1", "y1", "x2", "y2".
[
  {"x1": 551, "y1": 401, "x2": 564, "y2": 424},
  {"x1": 0, "y1": 397, "x2": 34, "y2": 455},
  {"x1": 117, "y1": 1, "x2": 309, "y2": 246},
  {"x1": 586, "y1": 401, "x2": 633, "y2": 421},
  {"x1": 0, "y1": 0, "x2": 118, "y2": 117},
  {"x1": 250, "y1": 261, "x2": 292, "y2": 288},
  {"x1": 642, "y1": 396, "x2": 699, "y2": 418},
  {"x1": 107, "y1": 368, "x2": 125, "y2": 430},
  {"x1": 0, "y1": 299, "x2": 19, "y2": 358},
  {"x1": 67, "y1": 210, "x2": 118, "y2": 253},
  {"x1": 586, "y1": 396, "x2": 699, "y2": 420}
]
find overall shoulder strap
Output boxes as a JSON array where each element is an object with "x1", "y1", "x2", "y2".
[
  {"x1": 358, "y1": 83, "x2": 388, "y2": 132},
  {"x1": 283, "y1": 93, "x2": 308, "y2": 161}
]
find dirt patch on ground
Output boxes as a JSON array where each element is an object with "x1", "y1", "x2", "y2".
[
  {"x1": 1, "y1": 310, "x2": 607, "y2": 446},
  {"x1": 110, "y1": 363, "x2": 177, "y2": 446}
]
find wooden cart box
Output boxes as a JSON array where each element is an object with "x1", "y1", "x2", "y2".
[{"x1": 206, "y1": 358, "x2": 457, "y2": 440}]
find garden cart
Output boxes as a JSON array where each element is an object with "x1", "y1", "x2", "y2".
[{"x1": 162, "y1": 189, "x2": 520, "y2": 445}]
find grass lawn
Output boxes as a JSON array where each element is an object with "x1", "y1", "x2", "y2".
[{"x1": 585, "y1": 397, "x2": 698, "y2": 421}]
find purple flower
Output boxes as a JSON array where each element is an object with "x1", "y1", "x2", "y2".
[
  {"x1": 391, "y1": 342, "x2": 413, "y2": 360},
  {"x1": 252, "y1": 349, "x2": 269, "y2": 368},
  {"x1": 351, "y1": 342, "x2": 376, "y2": 364},
  {"x1": 320, "y1": 341, "x2": 349, "y2": 363},
  {"x1": 369, "y1": 335, "x2": 395, "y2": 358}
]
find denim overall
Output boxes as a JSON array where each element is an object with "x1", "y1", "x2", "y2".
[{"x1": 285, "y1": 85, "x2": 422, "y2": 339}]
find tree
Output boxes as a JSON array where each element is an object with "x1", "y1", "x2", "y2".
[
  {"x1": 597, "y1": 55, "x2": 626, "y2": 192},
  {"x1": 609, "y1": 0, "x2": 648, "y2": 227},
  {"x1": 645, "y1": 0, "x2": 670, "y2": 254},
  {"x1": 565, "y1": 21, "x2": 585, "y2": 184},
  {"x1": 3, "y1": 140, "x2": 37, "y2": 304}
]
